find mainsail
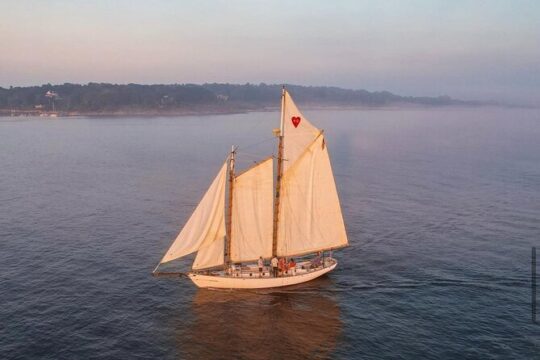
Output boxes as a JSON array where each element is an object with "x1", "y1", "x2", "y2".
[
  {"x1": 159, "y1": 162, "x2": 227, "y2": 269},
  {"x1": 277, "y1": 134, "x2": 348, "y2": 256},
  {"x1": 276, "y1": 91, "x2": 348, "y2": 257},
  {"x1": 230, "y1": 157, "x2": 274, "y2": 262}
]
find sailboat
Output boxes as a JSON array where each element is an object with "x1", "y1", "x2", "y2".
[{"x1": 153, "y1": 88, "x2": 348, "y2": 289}]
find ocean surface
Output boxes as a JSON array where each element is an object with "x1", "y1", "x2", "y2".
[{"x1": 1, "y1": 107, "x2": 539, "y2": 359}]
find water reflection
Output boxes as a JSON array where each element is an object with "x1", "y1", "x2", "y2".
[{"x1": 177, "y1": 277, "x2": 342, "y2": 360}]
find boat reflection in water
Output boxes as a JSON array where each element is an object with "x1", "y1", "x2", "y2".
[{"x1": 177, "y1": 276, "x2": 342, "y2": 359}]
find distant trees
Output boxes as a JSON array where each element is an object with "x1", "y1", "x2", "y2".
[{"x1": 0, "y1": 83, "x2": 472, "y2": 113}]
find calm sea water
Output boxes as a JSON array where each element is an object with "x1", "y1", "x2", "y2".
[{"x1": 1, "y1": 108, "x2": 539, "y2": 359}]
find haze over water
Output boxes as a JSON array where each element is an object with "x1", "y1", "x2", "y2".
[{"x1": 1, "y1": 107, "x2": 539, "y2": 358}]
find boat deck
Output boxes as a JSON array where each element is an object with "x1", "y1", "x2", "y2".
[{"x1": 194, "y1": 258, "x2": 336, "y2": 279}]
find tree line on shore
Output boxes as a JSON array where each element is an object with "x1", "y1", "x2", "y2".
[{"x1": 0, "y1": 82, "x2": 478, "y2": 113}]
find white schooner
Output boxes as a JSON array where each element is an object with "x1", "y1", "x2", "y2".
[{"x1": 153, "y1": 88, "x2": 349, "y2": 289}]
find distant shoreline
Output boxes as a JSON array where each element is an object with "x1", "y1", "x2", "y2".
[
  {"x1": 0, "y1": 107, "x2": 266, "y2": 118},
  {"x1": 0, "y1": 102, "x2": 520, "y2": 118},
  {"x1": 4, "y1": 82, "x2": 519, "y2": 118}
]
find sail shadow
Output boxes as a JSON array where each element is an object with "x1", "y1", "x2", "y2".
[{"x1": 176, "y1": 277, "x2": 342, "y2": 360}]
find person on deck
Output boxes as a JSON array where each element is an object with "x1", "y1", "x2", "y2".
[
  {"x1": 271, "y1": 256, "x2": 278, "y2": 277},
  {"x1": 278, "y1": 257, "x2": 286, "y2": 276},
  {"x1": 258, "y1": 256, "x2": 264, "y2": 277},
  {"x1": 288, "y1": 258, "x2": 296, "y2": 275},
  {"x1": 311, "y1": 252, "x2": 322, "y2": 268}
]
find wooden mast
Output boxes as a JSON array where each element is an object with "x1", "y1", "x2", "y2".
[
  {"x1": 225, "y1": 146, "x2": 236, "y2": 265},
  {"x1": 272, "y1": 87, "x2": 285, "y2": 257}
]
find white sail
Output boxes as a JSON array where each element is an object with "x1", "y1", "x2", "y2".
[
  {"x1": 192, "y1": 232, "x2": 225, "y2": 270},
  {"x1": 160, "y1": 162, "x2": 227, "y2": 265},
  {"x1": 277, "y1": 134, "x2": 348, "y2": 257},
  {"x1": 282, "y1": 91, "x2": 320, "y2": 172},
  {"x1": 230, "y1": 157, "x2": 274, "y2": 262}
]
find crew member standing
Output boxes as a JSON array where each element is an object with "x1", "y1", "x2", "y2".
[
  {"x1": 258, "y1": 256, "x2": 264, "y2": 277},
  {"x1": 271, "y1": 256, "x2": 278, "y2": 277},
  {"x1": 288, "y1": 258, "x2": 296, "y2": 275},
  {"x1": 278, "y1": 257, "x2": 286, "y2": 276}
]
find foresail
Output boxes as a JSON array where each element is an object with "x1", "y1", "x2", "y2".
[
  {"x1": 192, "y1": 232, "x2": 225, "y2": 270},
  {"x1": 230, "y1": 157, "x2": 274, "y2": 262},
  {"x1": 282, "y1": 91, "x2": 320, "y2": 172},
  {"x1": 160, "y1": 162, "x2": 227, "y2": 265},
  {"x1": 277, "y1": 134, "x2": 348, "y2": 257}
]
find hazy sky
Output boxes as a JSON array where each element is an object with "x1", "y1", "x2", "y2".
[{"x1": 1, "y1": 0, "x2": 539, "y2": 103}]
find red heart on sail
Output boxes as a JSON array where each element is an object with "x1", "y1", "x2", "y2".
[{"x1": 291, "y1": 116, "x2": 301, "y2": 128}]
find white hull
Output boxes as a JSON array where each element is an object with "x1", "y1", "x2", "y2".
[{"x1": 188, "y1": 259, "x2": 337, "y2": 289}]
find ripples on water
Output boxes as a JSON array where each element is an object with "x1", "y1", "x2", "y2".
[{"x1": 1, "y1": 108, "x2": 539, "y2": 359}]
